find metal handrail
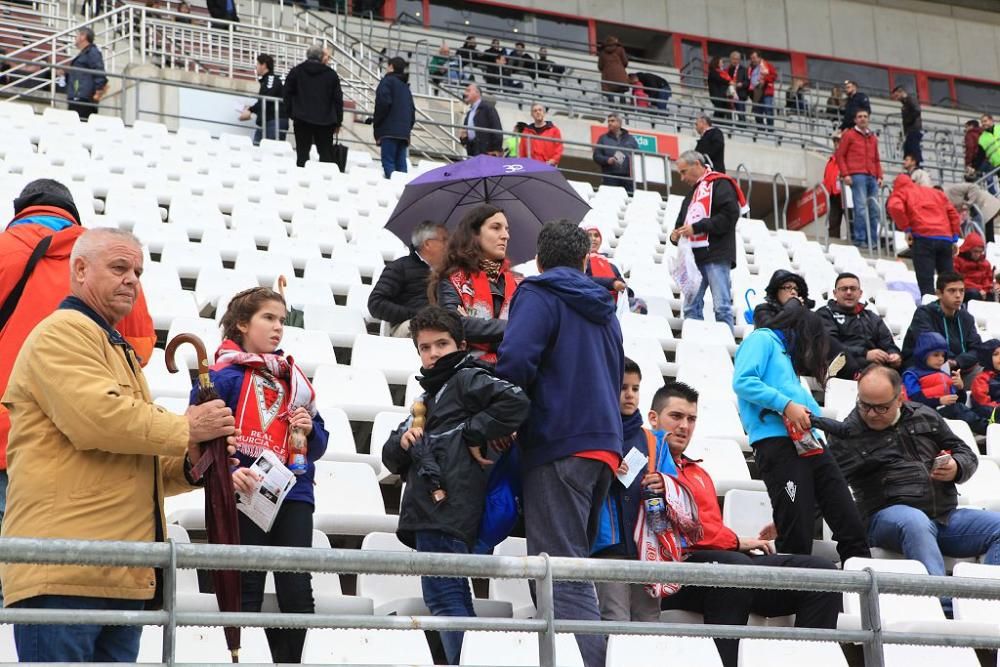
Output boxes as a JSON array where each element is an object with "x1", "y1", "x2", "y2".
[
  {"x1": 736, "y1": 162, "x2": 752, "y2": 217},
  {"x1": 771, "y1": 171, "x2": 788, "y2": 230},
  {"x1": 6, "y1": 536, "x2": 1000, "y2": 667},
  {"x1": 813, "y1": 182, "x2": 830, "y2": 246}
]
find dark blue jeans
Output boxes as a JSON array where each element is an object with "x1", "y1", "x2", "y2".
[
  {"x1": 414, "y1": 530, "x2": 474, "y2": 665},
  {"x1": 903, "y1": 130, "x2": 923, "y2": 165},
  {"x1": 252, "y1": 117, "x2": 289, "y2": 146},
  {"x1": 13, "y1": 595, "x2": 145, "y2": 662},
  {"x1": 380, "y1": 137, "x2": 409, "y2": 179}
]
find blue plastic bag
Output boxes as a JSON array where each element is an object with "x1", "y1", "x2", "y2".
[{"x1": 474, "y1": 445, "x2": 521, "y2": 554}]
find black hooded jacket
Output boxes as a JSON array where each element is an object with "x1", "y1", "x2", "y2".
[
  {"x1": 382, "y1": 353, "x2": 530, "y2": 549},
  {"x1": 283, "y1": 59, "x2": 344, "y2": 127},
  {"x1": 816, "y1": 299, "x2": 899, "y2": 368},
  {"x1": 752, "y1": 270, "x2": 814, "y2": 329}
]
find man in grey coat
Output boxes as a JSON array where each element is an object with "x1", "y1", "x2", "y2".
[
  {"x1": 593, "y1": 113, "x2": 639, "y2": 195},
  {"x1": 66, "y1": 28, "x2": 107, "y2": 120}
]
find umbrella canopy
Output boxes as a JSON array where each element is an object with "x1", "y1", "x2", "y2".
[
  {"x1": 165, "y1": 334, "x2": 242, "y2": 663},
  {"x1": 386, "y1": 155, "x2": 591, "y2": 264}
]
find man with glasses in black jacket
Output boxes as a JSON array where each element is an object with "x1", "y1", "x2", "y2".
[{"x1": 823, "y1": 365, "x2": 1000, "y2": 611}]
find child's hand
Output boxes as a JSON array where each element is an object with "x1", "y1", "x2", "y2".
[
  {"x1": 289, "y1": 407, "x2": 313, "y2": 435},
  {"x1": 940, "y1": 394, "x2": 959, "y2": 406},
  {"x1": 233, "y1": 467, "x2": 261, "y2": 495},
  {"x1": 400, "y1": 427, "x2": 424, "y2": 450},
  {"x1": 952, "y1": 371, "x2": 964, "y2": 389},
  {"x1": 468, "y1": 446, "x2": 493, "y2": 467},
  {"x1": 616, "y1": 461, "x2": 629, "y2": 476}
]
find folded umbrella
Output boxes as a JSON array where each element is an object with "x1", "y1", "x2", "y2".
[
  {"x1": 386, "y1": 155, "x2": 591, "y2": 264},
  {"x1": 165, "y1": 333, "x2": 242, "y2": 663}
]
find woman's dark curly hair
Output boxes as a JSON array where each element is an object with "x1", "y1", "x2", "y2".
[{"x1": 427, "y1": 203, "x2": 505, "y2": 303}]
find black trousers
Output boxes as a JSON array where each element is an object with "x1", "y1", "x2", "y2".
[
  {"x1": 828, "y1": 193, "x2": 844, "y2": 240},
  {"x1": 239, "y1": 500, "x2": 315, "y2": 663},
  {"x1": 662, "y1": 550, "x2": 841, "y2": 667},
  {"x1": 292, "y1": 120, "x2": 335, "y2": 168},
  {"x1": 753, "y1": 437, "x2": 870, "y2": 564},
  {"x1": 660, "y1": 551, "x2": 841, "y2": 667},
  {"x1": 911, "y1": 237, "x2": 955, "y2": 296},
  {"x1": 68, "y1": 99, "x2": 96, "y2": 120}
]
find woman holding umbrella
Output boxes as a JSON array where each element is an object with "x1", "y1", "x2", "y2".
[
  {"x1": 431, "y1": 204, "x2": 521, "y2": 365},
  {"x1": 190, "y1": 286, "x2": 329, "y2": 664}
]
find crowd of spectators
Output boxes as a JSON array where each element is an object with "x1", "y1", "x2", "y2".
[{"x1": 8, "y1": 16, "x2": 1000, "y2": 667}]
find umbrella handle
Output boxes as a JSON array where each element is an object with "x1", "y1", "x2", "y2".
[
  {"x1": 165, "y1": 333, "x2": 212, "y2": 389},
  {"x1": 276, "y1": 274, "x2": 287, "y2": 297}
]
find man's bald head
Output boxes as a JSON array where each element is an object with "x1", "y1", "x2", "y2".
[
  {"x1": 70, "y1": 229, "x2": 144, "y2": 326},
  {"x1": 856, "y1": 364, "x2": 903, "y2": 431}
]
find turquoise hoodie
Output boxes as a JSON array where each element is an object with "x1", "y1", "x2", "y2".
[{"x1": 732, "y1": 328, "x2": 823, "y2": 445}]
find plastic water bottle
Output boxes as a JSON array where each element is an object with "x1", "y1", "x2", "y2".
[
  {"x1": 643, "y1": 487, "x2": 669, "y2": 535},
  {"x1": 287, "y1": 427, "x2": 308, "y2": 475}
]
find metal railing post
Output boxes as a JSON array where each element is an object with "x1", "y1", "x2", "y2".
[
  {"x1": 814, "y1": 183, "x2": 829, "y2": 247},
  {"x1": 536, "y1": 553, "x2": 556, "y2": 667},
  {"x1": 161, "y1": 538, "x2": 177, "y2": 666},
  {"x1": 860, "y1": 568, "x2": 885, "y2": 667},
  {"x1": 771, "y1": 172, "x2": 787, "y2": 230},
  {"x1": 736, "y1": 163, "x2": 752, "y2": 217}
]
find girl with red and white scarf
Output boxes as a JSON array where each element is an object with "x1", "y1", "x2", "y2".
[{"x1": 191, "y1": 287, "x2": 328, "y2": 664}]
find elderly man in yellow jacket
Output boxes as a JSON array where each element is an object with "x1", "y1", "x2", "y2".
[{"x1": 0, "y1": 228, "x2": 236, "y2": 663}]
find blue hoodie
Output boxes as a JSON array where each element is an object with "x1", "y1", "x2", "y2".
[
  {"x1": 496, "y1": 266, "x2": 625, "y2": 469},
  {"x1": 902, "y1": 332, "x2": 956, "y2": 406},
  {"x1": 593, "y1": 417, "x2": 677, "y2": 557},
  {"x1": 732, "y1": 328, "x2": 823, "y2": 445}
]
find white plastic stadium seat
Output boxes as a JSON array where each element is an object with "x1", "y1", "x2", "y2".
[
  {"x1": 303, "y1": 304, "x2": 367, "y2": 348},
  {"x1": 487, "y1": 537, "x2": 535, "y2": 618},
  {"x1": 355, "y1": 532, "x2": 511, "y2": 618},
  {"x1": 683, "y1": 439, "x2": 764, "y2": 495},
  {"x1": 459, "y1": 631, "x2": 583, "y2": 666},
  {"x1": 606, "y1": 634, "x2": 723, "y2": 667},
  {"x1": 738, "y1": 639, "x2": 847, "y2": 667},
  {"x1": 301, "y1": 628, "x2": 432, "y2": 664},
  {"x1": 722, "y1": 489, "x2": 772, "y2": 538},
  {"x1": 350, "y1": 334, "x2": 421, "y2": 384},
  {"x1": 952, "y1": 562, "x2": 1000, "y2": 622},
  {"x1": 313, "y1": 365, "x2": 396, "y2": 422},
  {"x1": 311, "y1": 462, "x2": 398, "y2": 536}
]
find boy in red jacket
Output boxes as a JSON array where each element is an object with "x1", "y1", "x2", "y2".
[
  {"x1": 518, "y1": 103, "x2": 563, "y2": 166},
  {"x1": 954, "y1": 231, "x2": 996, "y2": 301}
]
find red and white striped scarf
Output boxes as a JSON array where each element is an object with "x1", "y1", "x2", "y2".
[
  {"x1": 685, "y1": 171, "x2": 750, "y2": 249},
  {"x1": 212, "y1": 339, "x2": 317, "y2": 417}
]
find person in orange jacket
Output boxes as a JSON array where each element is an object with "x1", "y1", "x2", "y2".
[
  {"x1": 518, "y1": 103, "x2": 563, "y2": 166},
  {"x1": 823, "y1": 134, "x2": 844, "y2": 240},
  {"x1": 0, "y1": 179, "x2": 155, "y2": 522}
]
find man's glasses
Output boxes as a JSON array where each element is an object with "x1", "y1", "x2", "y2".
[{"x1": 857, "y1": 395, "x2": 899, "y2": 415}]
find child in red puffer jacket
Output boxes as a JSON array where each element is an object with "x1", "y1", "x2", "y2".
[{"x1": 954, "y1": 231, "x2": 997, "y2": 301}]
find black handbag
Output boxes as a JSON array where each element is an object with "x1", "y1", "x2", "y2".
[{"x1": 331, "y1": 136, "x2": 348, "y2": 173}]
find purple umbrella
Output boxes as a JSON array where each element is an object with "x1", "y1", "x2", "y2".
[{"x1": 385, "y1": 155, "x2": 591, "y2": 264}]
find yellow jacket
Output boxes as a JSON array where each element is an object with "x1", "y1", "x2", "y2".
[{"x1": 0, "y1": 301, "x2": 192, "y2": 607}]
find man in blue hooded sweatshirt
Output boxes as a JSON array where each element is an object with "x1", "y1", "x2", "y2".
[{"x1": 496, "y1": 220, "x2": 624, "y2": 667}]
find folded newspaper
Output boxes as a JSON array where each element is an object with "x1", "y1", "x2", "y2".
[{"x1": 235, "y1": 449, "x2": 296, "y2": 532}]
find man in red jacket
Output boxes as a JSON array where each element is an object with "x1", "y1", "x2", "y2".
[
  {"x1": 0, "y1": 179, "x2": 156, "y2": 558},
  {"x1": 835, "y1": 110, "x2": 883, "y2": 249},
  {"x1": 747, "y1": 50, "x2": 776, "y2": 130},
  {"x1": 887, "y1": 173, "x2": 962, "y2": 296},
  {"x1": 653, "y1": 381, "x2": 841, "y2": 667},
  {"x1": 518, "y1": 103, "x2": 563, "y2": 166}
]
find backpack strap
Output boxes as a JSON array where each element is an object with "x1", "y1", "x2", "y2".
[{"x1": 0, "y1": 234, "x2": 53, "y2": 332}]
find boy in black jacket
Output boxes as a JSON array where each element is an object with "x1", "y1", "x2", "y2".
[{"x1": 382, "y1": 306, "x2": 529, "y2": 665}]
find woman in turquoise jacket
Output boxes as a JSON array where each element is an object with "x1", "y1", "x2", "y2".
[{"x1": 733, "y1": 299, "x2": 869, "y2": 562}]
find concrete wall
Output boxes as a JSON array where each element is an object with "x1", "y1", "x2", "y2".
[{"x1": 482, "y1": 0, "x2": 1000, "y2": 82}]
